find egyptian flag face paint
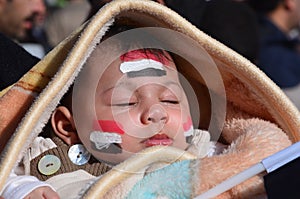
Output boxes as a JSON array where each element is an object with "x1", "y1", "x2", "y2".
[
  {"x1": 183, "y1": 117, "x2": 194, "y2": 143},
  {"x1": 119, "y1": 50, "x2": 170, "y2": 78},
  {"x1": 89, "y1": 120, "x2": 124, "y2": 154},
  {"x1": 97, "y1": 120, "x2": 125, "y2": 135}
]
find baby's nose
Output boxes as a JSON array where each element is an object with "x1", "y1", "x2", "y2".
[{"x1": 142, "y1": 104, "x2": 168, "y2": 124}]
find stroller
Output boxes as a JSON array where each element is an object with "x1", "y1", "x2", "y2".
[{"x1": 0, "y1": 0, "x2": 299, "y2": 198}]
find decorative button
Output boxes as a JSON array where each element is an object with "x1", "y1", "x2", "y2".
[
  {"x1": 38, "y1": 155, "x2": 61, "y2": 176},
  {"x1": 68, "y1": 144, "x2": 91, "y2": 165}
]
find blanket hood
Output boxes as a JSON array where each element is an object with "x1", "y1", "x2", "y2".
[{"x1": 1, "y1": 0, "x2": 300, "y2": 189}]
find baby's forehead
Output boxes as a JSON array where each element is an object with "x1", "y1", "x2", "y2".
[{"x1": 97, "y1": 49, "x2": 179, "y2": 90}]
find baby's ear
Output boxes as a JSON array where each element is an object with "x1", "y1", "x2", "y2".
[{"x1": 51, "y1": 106, "x2": 80, "y2": 145}]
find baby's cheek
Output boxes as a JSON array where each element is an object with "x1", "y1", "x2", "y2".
[
  {"x1": 167, "y1": 110, "x2": 185, "y2": 132},
  {"x1": 119, "y1": 134, "x2": 143, "y2": 153}
]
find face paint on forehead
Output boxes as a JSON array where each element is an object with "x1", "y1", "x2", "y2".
[
  {"x1": 120, "y1": 50, "x2": 170, "y2": 64},
  {"x1": 119, "y1": 50, "x2": 170, "y2": 78}
]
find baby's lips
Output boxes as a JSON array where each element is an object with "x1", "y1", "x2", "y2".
[
  {"x1": 144, "y1": 139, "x2": 173, "y2": 147},
  {"x1": 143, "y1": 134, "x2": 173, "y2": 147}
]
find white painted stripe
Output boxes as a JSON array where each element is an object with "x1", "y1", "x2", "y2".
[
  {"x1": 90, "y1": 131, "x2": 122, "y2": 150},
  {"x1": 120, "y1": 59, "x2": 165, "y2": 73},
  {"x1": 184, "y1": 126, "x2": 194, "y2": 137}
]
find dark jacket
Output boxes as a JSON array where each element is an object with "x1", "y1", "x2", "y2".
[
  {"x1": 0, "y1": 33, "x2": 39, "y2": 90},
  {"x1": 256, "y1": 17, "x2": 300, "y2": 88}
]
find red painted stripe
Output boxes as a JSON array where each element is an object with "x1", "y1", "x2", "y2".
[
  {"x1": 120, "y1": 50, "x2": 169, "y2": 65},
  {"x1": 96, "y1": 120, "x2": 125, "y2": 135}
]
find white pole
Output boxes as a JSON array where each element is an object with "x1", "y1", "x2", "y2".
[
  {"x1": 194, "y1": 142, "x2": 300, "y2": 199},
  {"x1": 194, "y1": 163, "x2": 265, "y2": 199}
]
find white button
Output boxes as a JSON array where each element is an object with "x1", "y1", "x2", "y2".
[{"x1": 68, "y1": 144, "x2": 91, "y2": 165}]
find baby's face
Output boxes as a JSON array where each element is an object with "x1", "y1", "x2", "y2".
[{"x1": 91, "y1": 50, "x2": 193, "y2": 163}]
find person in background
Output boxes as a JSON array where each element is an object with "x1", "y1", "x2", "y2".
[
  {"x1": 44, "y1": 0, "x2": 90, "y2": 48},
  {"x1": 0, "y1": 0, "x2": 46, "y2": 42},
  {"x1": 19, "y1": 0, "x2": 51, "y2": 58},
  {"x1": 164, "y1": 0, "x2": 259, "y2": 64},
  {"x1": 0, "y1": 0, "x2": 45, "y2": 90},
  {"x1": 0, "y1": 0, "x2": 48, "y2": 58},
  {"x1": 246, "y1": 0, "x2": 300, "y2": 109},
  {"x1": 197, "y1": 0, "x2": 259, "y2": 64}
]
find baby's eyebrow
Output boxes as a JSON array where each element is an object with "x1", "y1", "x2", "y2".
[
  {"x1": 163, "y1": 81, "x2": 182, "y2": 89},
  {"x1": 161, "y1": 81, "x2": 184, "y2": 96},
  {"x1": 101, "y1": 81, "x2": 136, "y2": 94},
  {"x1": 101, "y1": 80, "x2": 181, "y2": 96}
]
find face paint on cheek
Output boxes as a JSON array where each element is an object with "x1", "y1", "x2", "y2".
[
  {"x1": 183, "y1": 117, "x2": 193, "y2": 137},
  {"x1": 89, "y1": 120, "x2": 124, "y2": 154},
  {"x1": 90, "y1": 131, "x2": 122, "y2": 152},
  {"x1": 183, "y1": 117, "x2": 194, "y2": 143},
  {"x1": 97, "y1": 120, "x2": 125, "y2": 134}
]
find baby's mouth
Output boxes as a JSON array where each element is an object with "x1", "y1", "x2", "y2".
[{"x1": 142, "y1": 133, "x2": 173, "y2": 147}]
